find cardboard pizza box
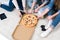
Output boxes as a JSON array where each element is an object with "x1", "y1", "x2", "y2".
[
  {"x1": 12, "y1": 25, "x2": 35, "y2": 40},
  {"x1": 12, "y1": 14, "x2": 38, "y2": 40}
]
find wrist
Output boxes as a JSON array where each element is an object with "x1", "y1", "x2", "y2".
[{"x1": 31, "y1": 7, "x2": 34, "y2": 10}]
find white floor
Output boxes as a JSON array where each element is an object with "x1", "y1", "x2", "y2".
[
  {"x1": 31, "y1": 19, "x2": 60, "y2": 40},
  {"x1": 0, "y1": 33, "x2": 9, "y2": 40},
  {"x1": 0, "y1": 0, "x2": 60, "y2": 40},
  {"x1": 0, "y1": 8, "x2": 20, "y2": 40}
]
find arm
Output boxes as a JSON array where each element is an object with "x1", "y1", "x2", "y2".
[
  {"x1": 47, "y1": 10, "x2": 60, "y2": 20},
  {"x1": 12, "y1": 0, "x2": 22, "y2": 16},
  {"x1": 28, "y1": 0, "x2": 37, "y2": 13},
  {"x1": 38, "y1": 0, "x2": 54, "y2": 18},
  {"x1": 31, "y1": 0, "x2": 37, "y2": 10},
  {"x1": 37, "y1": 0, "x2": 48, "y2": 9},
  {"x1": 34, "y1": 0, "x2": 48, "y2": 13},
  {"x1": 50, "y1": 11, "x2": 60, "y2": 19}
]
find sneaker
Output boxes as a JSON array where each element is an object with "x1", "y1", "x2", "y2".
[
  {"x1": 40, "y1": 27, "x2": 52, "y2": 37},
  {"x1": 40, "y1": 25, "x2": 46, "y2": 31},
  {"x1": 45, "y1": 20, "x2": 52, "y2": 29}
]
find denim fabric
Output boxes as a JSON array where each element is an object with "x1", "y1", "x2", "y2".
[
  {"x1": 1, "y1": 0, "x2": 15, "y2": 11},
  {"x1": 47, "y1": 0, "x2": 54, "y2": 10},
  {"x1": 27, "y1": 0, "x2": 49, "y2": 8},
  {"x1": 52, "y1": 10, "x2": 60, "y2": 28},
  {"x1": 26, "y1": 0, "x2": 33, "y2": 8},
  {"x1": 27, "y1": 0, "x2": 41, "y2": 8},
  {"x1": 48, "y1": 8, "x2": 55, "y2": 16},
  {"x1": 17, "y1": 0, "x2": 23, "y2": 10},
  {"x1": 37, "y1": 0, "x2": 54, "y2": 16},
  {"x1": 33, "y1": 0, "x2": 37, "y2": 2},
  {"x1": 0, "y1": 0, "x2": 23, "y2": 11}
]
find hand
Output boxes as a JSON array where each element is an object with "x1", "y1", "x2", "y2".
[
  {"x1": 19, "y1": 14, "x2": 22, "y2": 17},
  {"x1": 24, "y1": 9, "x2": 27, "y2": 13},
  {"x1": 37, "y1": 16, "x2": 42, "y2": 20},
  {"x1": 37, "y1": 14, "x2": 44, "y2": 19},
  {"x1": 47, "y1": 16, "x2": 52, "y2": 20},
  {"x1": 28, "y1": 9, "x2": 33, "y2": 14},
  {"x1": 18, "y1": 12, "x2": 22, "y2": 17},
  {"x1": 23, "y1": 8, "x2": 28, "y2": 13},
  {"x1": 37, "y1": 16, "x2": 40, "y2": 20},
  {"x1": 18, "y1": 11, "x2": 22, "y2": 17},
  {"x1": 34, "y1": 8, "x2": 39, "y2": 13}
]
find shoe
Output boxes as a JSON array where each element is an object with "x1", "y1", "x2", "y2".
[
  {"x1": 45, "y1": 20, "x2": 52, "y2": 29},
  {"x1": 40, "y1": 25, "x2": 46, "y2": 31},
  {"x1": 40, "y1": 27, "x2": 52, "y2": 37}
]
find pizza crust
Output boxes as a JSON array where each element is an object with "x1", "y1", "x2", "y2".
[{"x1": 20, "y1": 14, "x2": 38, "y2": 28}]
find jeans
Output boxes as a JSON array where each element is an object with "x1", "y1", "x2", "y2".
[
  {"x1": 26, "y1": 0, "x2": 33, "y2": 8},
  {"x1": 37, "y1": 0, "x2": 54, "y2": 16},
  {"x1": 26, "y1": 0, "x2": 41, "y2": 8},
  {"x1": 0, "y1": 0, "x2": 23, "y2": 11},
  {"x1": 17, "y1": 0, "x2": 23, "y2": 10},
  {"x1": 51, "y1": 13, "x2": 60, "y2": 28},
  {"x1": 39, "y1": 0, "x2": 54, "y2": 11},
  {"x1": 47, "y1": 7, "x2": 55, "y2": 16},
  {"x1": 1, "y1": 0, "x2": 15, "y2": 11},
  {"x1": 47, "y1": 0, "x2": 54, "y2": 10}
]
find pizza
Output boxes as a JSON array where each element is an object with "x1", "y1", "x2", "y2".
[{"x1": 20, "y1": 14, "x2": 38, "y2": 28}]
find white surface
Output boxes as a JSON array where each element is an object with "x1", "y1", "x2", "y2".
[
  {"x1": 0, "y1": 8, "x2": 20, "y2": 40},
  {"x1": 31, "y1": 19, "x2": 60, "y2": 40},
  {"x1": 0, "y1": 33, "x2": 8, "y2": 40},
  {"x1": 0, "y1": 0, "x2": 9, "y2": 5}
]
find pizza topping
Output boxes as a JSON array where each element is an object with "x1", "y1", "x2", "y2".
[{"x1": 20, "y1": 14, "x2": 38, "y2": 28}]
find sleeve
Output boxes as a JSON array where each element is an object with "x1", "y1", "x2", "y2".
[
  {"x1": 47, "y1": 0, "x2": 54, "y2": 10},
  {"x1": 33, "y1": 0, "x2": 37, "y2": 2}
]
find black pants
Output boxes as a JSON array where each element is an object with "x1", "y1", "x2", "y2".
[
  {"x1": 17, "y1": 0, "x2": 23, "y2": 10},
  {"x1": 17, "y1": 0, "x2": 25, "y2": 15},
  {"x1": 20, "y1": 11, "x2": 25, "y2": 15}
]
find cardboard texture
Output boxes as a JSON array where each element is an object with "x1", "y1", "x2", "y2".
[{"x1": 12, "y1": 25, "x2": 35, "y2": 40}]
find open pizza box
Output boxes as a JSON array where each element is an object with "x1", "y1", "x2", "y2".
[{"x1": 12, "y1": 14, "x2": 38, "y2": 40}]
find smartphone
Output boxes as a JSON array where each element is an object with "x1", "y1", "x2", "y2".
[{"x1": 0, "y1": 13, "x2": 7, "y2": 20}]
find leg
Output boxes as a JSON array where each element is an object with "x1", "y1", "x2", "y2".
[
  {"x1": 37, "y1": 0, "x2": 54, "y2": 19},
  {"x1": 0, "y1": 0, "x2": 15, "y2": 11},
  {"x1": 51, "y1": 13, "x2": 60, "y2": 28},
  {"x1": 45, "y1": 9, "x2": 55, "y2": 29},
  {"x1": 37, "y1": 6, "x2": 50, "y2": 19},
  {"x1": 26, "y1": 0, "x2": 33, "y2": 8},
  {"x1": 48, "y1": 8, "x2": 55, "y2": 16},
  {"x1": 17, "y1": 0, "x2": 23, "y2": 10},
  {"x1": 47, "y1": 8, "x2": 55, "y2": 20},
  {"x1": 17, "y1": 0, "x2": 25, "y2": 15},
  {"x1": 40, "y1": 13, "x2": 60, "y2": 37}
]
